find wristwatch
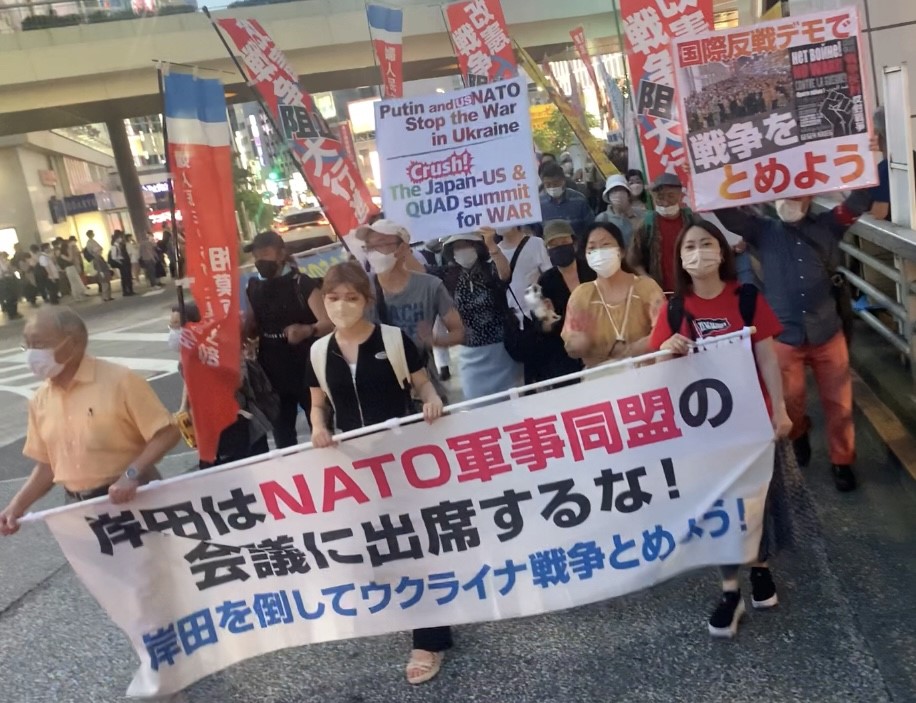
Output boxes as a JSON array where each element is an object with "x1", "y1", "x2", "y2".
[{"x1": 124, "y1": 465, "x2": 141, "y2": 482}]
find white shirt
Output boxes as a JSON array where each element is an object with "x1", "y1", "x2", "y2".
[{"x1": 498, "y1": 235, "x2": 551, "y2": 314}]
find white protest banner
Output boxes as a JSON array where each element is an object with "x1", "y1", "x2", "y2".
[
  {"x1": 37, "y1": 334, "x2": 773, "y2": 697},
  {"x1": 375, "y1": 76, "x2": 541, "y2": 241},
  {"x1": 672, "y1": 7, "x2": 877, "y2": 211}
]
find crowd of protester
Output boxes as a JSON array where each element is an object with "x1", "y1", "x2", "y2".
[{"x1": 0, "y1": 128, "x2": 881, "y2": 697}]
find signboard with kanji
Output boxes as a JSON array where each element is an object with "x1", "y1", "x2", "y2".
[
  {"x1": 445, "y1": 0, "x2": 517, "y2": 86},
  {"x1": 672, "y1": 7, "x2": 877, "y2": 210}
]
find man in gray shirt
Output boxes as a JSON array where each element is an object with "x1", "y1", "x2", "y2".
[{"x1": 355, "y1": 219, "x2": 465, "y2": 398}]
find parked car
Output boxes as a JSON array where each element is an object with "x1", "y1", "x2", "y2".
[{"x1": 273, "y1": 207, "x2": 336, "y2": 253}]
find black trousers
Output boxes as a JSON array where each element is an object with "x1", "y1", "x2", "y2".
[
  {"x1": 272, "y1": 390, "x2": 312, "y2": 449},
  {"x1": 119, "y1": 264, "x2": 134, "y2": 295},
  {"x1": 412, "y1": 626, "x2": 453, "y2": 652},
  {"x1": 0, "y1": 277, "x2": 18, "y2": 316}
]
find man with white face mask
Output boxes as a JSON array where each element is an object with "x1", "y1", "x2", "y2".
[
  {"x1": 626, "y1": 172, "x2": 693, "y2": 292},
  {"x1": 715, "y1": 187, "x2": 874, "y2": 493},
  {"x1": 356, "y1": 219, "x2": 464, "y2": 397},
  {"x1": 538, "y1": 161, "x2": 595, "y2": 242},
  {"x1": 0, "y1": 307, "x2": 179, "y2": 537}
]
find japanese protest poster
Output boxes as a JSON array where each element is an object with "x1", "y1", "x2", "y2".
[
  {"x1": 619, "y1": 0, "x2": 714, "y2": 184},
  {"x1": 366, "y1": 3, "x2": 404, "y2": 98},
  {"x1": 216, "y1": 18, "x2": 379, "y2": 240},
  {"x1": 570, "y1": 27, "x2": 606, "y2": 124},
  {"x1": 336, "y1": 121, "x2": 359, "y2": 170},
  {"x1": 445, "y1": 0, "x2": 517, "y2": 86},
  {"x1": 162, "y1": 72, "x2": 240, "y2": 463},
  {"x1": 672, "y1": 8, "x2": 876, "y2": 210},
  {"x1": 375, "y1": 76, "x2": 541, "y2": 240},
  {"x1": 38, "y1": 335, "x2": 774, "y2": 697},
  {"x1": 515, "y1": 44, "x2": 618, "y2": 177}
]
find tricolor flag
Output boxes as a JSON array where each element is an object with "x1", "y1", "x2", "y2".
[
  {"x1": 162, "y1": 71, "x2": 241, "y2": 464},
  {"x1": 366, "y1": 3, "x2": 404, "y2": 98}
]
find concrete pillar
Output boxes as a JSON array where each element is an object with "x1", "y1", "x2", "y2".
[{"x1": 105, "y1": 118, "x2": 149, "y2": 237}]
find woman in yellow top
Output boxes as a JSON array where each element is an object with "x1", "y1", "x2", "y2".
[{"x1": 562, "y1": 223, "x2": 665, "y2": 368}]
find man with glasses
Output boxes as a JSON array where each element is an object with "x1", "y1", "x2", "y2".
[
  {"x1": 356, "y1": 219, "x2": 464, "y2": 398},
  {"x1": 626, "y1": 172, "x2": 693, "y2": 293},
  {"x1": 0, "y1": 307, "x2": 180, "y2": 534}
]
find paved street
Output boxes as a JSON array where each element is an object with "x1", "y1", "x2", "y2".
[{"x1": 0, "y1": 290, "x2": 914, "y2": 702}]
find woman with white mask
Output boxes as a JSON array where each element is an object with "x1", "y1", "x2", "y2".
[
  {"x1": 563, "y1": 223, "x2": 664, "y2": 368},
  {"x1": 306, "y1": 262, "x2": 446, "y2": 685},
  {"x1": 438, "y1": 231, "x2": 522, "y2": 400},
  {"x1": 595, "y1": 174, "x2": 636, "y2": 245}
]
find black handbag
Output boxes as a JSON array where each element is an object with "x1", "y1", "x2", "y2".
[{"x1": 500, "y1": 237, "x2": 540, "y2": 363}]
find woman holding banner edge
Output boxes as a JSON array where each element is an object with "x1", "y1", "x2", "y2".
[
  {"x1": 648, "y1": 217, "x2": 797, "y2": 638},
  {"x1": 305, "y1": 262, "x2": 450, "y2": 685}
]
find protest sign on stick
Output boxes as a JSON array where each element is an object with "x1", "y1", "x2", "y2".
[
  {"x1": 672, "y1": 7, "x2": 876, "y2": 210},
  {"x1": 375, "y1": 76, "x2": 541, "y2": 240},
  {"x1": 366, "y1": 3, "x2": 404, "y2": 98},
  {"x1": 34, "y1": 333, "x2": 774, "y2": 697},
  {"x1": 445, "y1": 0, "x2": 517, "y2": 86}
]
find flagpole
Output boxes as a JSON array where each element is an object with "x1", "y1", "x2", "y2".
[
  {"x1": 202, "y1": 7, "x2": 352, "y2": 249},
  {"x1": 611, "y1": 0, "x2": 650, "y2": 190},
  {"x1": 157, "y1": 63, "x2": 188, "y2": 324}
]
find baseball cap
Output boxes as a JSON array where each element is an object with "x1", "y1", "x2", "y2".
[
  {"x1": 355, "y1": 218, "x2": 410, "y2": 243},
  {"x1": 602, "y1": 174, "x2": 632, "y2": 201},
  {"x1": 650, "y1": 172, "x2": 684, "y2": 191},
  {"x1": 243, "y1": 230, "x2": 284, "y2": 253},
  {"x1": 542, "y1": 219, "x2": 575, "y2": 245}
]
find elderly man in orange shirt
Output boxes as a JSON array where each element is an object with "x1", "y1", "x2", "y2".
[{"x1": 0, "y1": 306, "x2": 180, "y2": 535}]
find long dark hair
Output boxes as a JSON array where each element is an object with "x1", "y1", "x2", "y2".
[
  {"x1": 626, "y1": 168, "x2": 648, "y2": 204},
  {"x1": 673, "y1": 217, "x2": 737, "y2": 296},
  {"x1": 586, "y1": 223, "x2": 636, "y2": 274}
]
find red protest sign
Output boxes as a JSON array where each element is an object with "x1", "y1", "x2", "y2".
[
  {"x1": 217, "y1": 18, "x2": 379, "y2": 237},
  {"x1": 619, "y1": 0, "x2": 714, "y2": 185},
  {"x1": 445, "y1": 0, "x2": 517, "y2": 86}
]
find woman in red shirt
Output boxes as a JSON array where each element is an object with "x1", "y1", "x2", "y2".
[{"x1": 649, "y1": 217, "x2": 793, "y2": 639}]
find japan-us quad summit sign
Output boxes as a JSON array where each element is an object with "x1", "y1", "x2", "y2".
[
  {"x1": 35, "y1": 334, "x2": 774, "y2": 697},
  {"x1": 376, "y1": 76, "x2": 541, "y2": 241}
]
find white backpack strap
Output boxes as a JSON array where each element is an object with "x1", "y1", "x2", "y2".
[
  {"x1": 309, "y1": 334, "x2": 334, "y2": 408},
  {"x1": 380, "y1": 324, "x2": 410, "y2": 389}
]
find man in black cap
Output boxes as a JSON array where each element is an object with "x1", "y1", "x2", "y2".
[
  {"x1": 626, "y1": 171, "x2": 693, "y2": 293},
  {"x1": 244, "y1": 231, "x2": 332, "y2": 448}
]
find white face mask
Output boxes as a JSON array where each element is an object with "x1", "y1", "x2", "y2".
[
  {"x1": 609, "y1": 191, "x2": 630, "y2": 209},
  {"x1": 775, "y1": 198, "x2": 807, "y2": 223},
  {"x1": 167, "y1": 328, "x2": 182, "y2": 353},
  {"x1": 454, "y1": 249, "x2": 478, "y2": 269},
  {"x1": 26, "y1": 347, "x2": 65, "y2": 380},
  {"x1": 545, "y1": 186, "x2": 565, "y2": 199},
  {"x1": 656, "y1": 204, "x2": 681, "y2": 218},
  {"x1": 681, "y1": 248, "x2": 722, "y2": 277},
  {"x1": 586, "y1": 248, "x2": 622, "y2": 278},
  {"x1": 326, "y1": 300, "x2": 365, "y2": 330},
  {"x1": 629, "y1": 183, "x2": 644, "y2": 197},
  {"x1": 366, "y1": 250, "x2": 398, "y2": 275}
]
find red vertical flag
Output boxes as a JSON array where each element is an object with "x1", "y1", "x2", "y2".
[
  {"x1": 366, "y1": 3, "x2": 404, "y2": 98},
  {"x1": 619, "y1": 0, "x2": 714, "y2": 183},
  {"x1": 216, "y1": 18, "x2": 379, "y2": 239},
  {"x1": 570, "y1": 26, "x2": 606, "y2": 126},
  {"x1": 445, "y1": 0, "x2": 517, "y2": 85},
  {"x1": 163, "y1": 71, "x2": 240, "y2": 463}
]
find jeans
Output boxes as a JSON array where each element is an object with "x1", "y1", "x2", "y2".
[
  {"x1": 272, "y1": 391, "x2": 312, "y2": 449},
  {"x1": 774, "y1": 331, "x2": 855, "y2": 465},
  {"x1": 412, "y1": 626, "x2": 453, "y2": 652}
]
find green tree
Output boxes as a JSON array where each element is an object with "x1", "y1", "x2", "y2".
[
  {"x1": 532, "y1": 109, "x2": 600, "y2": 155},
  {"x1": 233, "y1": 162, "x2": 275, "y2": 232}
]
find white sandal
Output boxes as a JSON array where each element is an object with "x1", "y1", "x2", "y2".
[{"x1": 405, "y1": 648, "x2": 444, "y2": 685}]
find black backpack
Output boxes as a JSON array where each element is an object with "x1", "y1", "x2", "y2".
[{"x1": 667, "y1": 284, "x2": 758, "y2": 340}]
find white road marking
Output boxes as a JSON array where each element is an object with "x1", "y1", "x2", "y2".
[{"x1": 91, "y1": 332, "x2": 168, "y2": 343}]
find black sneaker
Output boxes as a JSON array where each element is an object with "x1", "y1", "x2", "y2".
[
  {"x1": 708, "y1": 590, "x2": 745, "y2": 638},
  {"x1": 832, "y1": 464, "x2": 857, "y2": 492},
  {"x1": 439, "y1": 366, "x2": 451, "y2": 381},
  {"x1": 750, "y1": 567, "x2": 779, "y2": 609},
  {"x1": 792, "y1": 432, "x2": 811, "y2": 467}
]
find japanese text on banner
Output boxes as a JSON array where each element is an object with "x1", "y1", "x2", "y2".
[
  {"x1": 445, "y1": 0, "x2": 517, "y2": 86},
  {"x1": 619, "y1": 0, "x2": 714, "y2": 184},
  {"x1": 672, "y1": 8, "x2": 876, "y2": 210},
  {"x1": 216, "y1": 18, "x2": 379, "y2": 236},
  {"x1": 375, "y1": 77, "x2": 541, "y2": 240},
  {"x1": 366, "y1": 3, "x2": 404, "y2": 98},
  {"x1": 41, "y1": 337, "x2": 774, "y2": 698}
]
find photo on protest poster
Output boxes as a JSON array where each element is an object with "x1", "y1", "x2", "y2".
[
  {"x1": 672, "y1": 8, "x2": 877, "y2": 211},
  {"x1": 375, "y1": 76, "x2": 541, "y2": 242}
]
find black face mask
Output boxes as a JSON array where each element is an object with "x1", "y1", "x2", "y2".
[
  {"x1": 255, "y1": 260, "x2": 280, "y2": 279},
  {"x1": 549, "y1": 244, "x2": 576, "y2": 268}
]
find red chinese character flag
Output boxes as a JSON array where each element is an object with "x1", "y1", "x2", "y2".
[
  {"x1": 367, "y1": 3, "x2": 404, "y2": 98},
  {"x1": 216, "y1": 18, "x2": 379, "y2": 239},
  {"x1": 445, "y1": 0, "x2": 517, "y2": 85},
  {"x1": 336, "y1": 121, "x2": 359, "y2": 169},
  {"x1": 163, "y1": 71, "x2": 240, "y2": 463}
]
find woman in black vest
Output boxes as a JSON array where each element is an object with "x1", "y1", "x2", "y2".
[{"x1": 244, "y1": 231, "x2": 332, "y2": 448}]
